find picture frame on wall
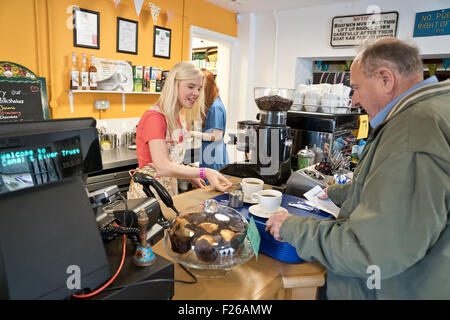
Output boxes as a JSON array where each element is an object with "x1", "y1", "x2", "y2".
[
  {"x1": 153, "y1": 26, "x2": 171, "y2": 59},
  {"x1": 116, "y1": 17, "x2": 138, "y2": 55},
  {"x1": 73, "y1": 7, "x2": 100, "y2": 49}
]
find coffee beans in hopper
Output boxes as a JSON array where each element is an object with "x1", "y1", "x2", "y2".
[{"x1": 255, "y1": 95, "x2": 294, "y2": 111}]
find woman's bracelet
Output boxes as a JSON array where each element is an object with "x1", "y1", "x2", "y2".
[{"x1": 199, "y1": 167, "x2": 207, "y2": 180}]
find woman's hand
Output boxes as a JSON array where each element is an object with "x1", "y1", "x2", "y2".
[
  {"x1": 190, "y1": 178, "x2": 207, "y2": 189},
  {"x1": 205, "y1": 168, "x2": 232, "y2": 192}
]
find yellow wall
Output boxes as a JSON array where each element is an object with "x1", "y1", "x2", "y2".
[{"x1": 0, "y1": 0, "x2": 236, "y2": 120}]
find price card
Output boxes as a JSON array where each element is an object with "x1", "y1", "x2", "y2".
[
  {"x1": 246, "y1": 216, "x2": 261, "y2": 261},
  {"x1": 355, "y1": 114, "x2": 369, "y2": 140}
]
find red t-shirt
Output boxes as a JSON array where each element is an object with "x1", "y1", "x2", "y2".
[{"x1": 136, "y1": 109, "x2": 183, "y2": 168}]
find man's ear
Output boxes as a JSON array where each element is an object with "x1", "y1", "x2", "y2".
[{"x1": 376, "y1": 67, "x2": 395, "y2": 92}]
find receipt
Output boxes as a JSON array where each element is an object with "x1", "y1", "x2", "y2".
[{"x1": 303, "y1": 185, "x2": 340, "y2": 218}]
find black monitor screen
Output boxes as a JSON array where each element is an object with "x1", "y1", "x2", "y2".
[{"x1": 0, "y1": 118, "x2": 102, "y2": 195}]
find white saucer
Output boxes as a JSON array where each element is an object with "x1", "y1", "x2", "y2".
[
  {"x1": 243, "y1": 197, "x2": 258, "y2": 204},
  {"x1": 248, "y1": 205, "x2": 287, "y2": 219}
]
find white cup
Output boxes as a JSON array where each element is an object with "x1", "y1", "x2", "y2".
[
  {"x1": 315, "y1": 83, "x2": 332, "y2": 94},
  {"x1": 331, "y1": 83, "x2": 344, "y2": 95},
  {"x1": 298, "y1": 84, "x2": 309, "y2": 94},
  {"x1": 339, "y1": 96, "x2": 352, "y2": 107},
  {"x1": 251, "y1": 189, "x2": 282, "y2": 215},
  {"x1": 241, "y1": 178, "x2": 264, "y2": 201},
  {"x1": 294, "y1": 91, "x2": 305, "y2": 105},
  {"x1": 320, "y1": 105, "x2": 335, "y2": 113},
  {"x1": 304, "y1": 105, "x2": 319, "y2": 112},
  {"x1": 305, "y1": 90, "x2": 321, "y2": 101},
  {"x1": 342, "y1": 85, "x2": 352, "y2": 98},
  {"x1": 322, "y1": 92, "x2": 338, "y2": 101}
]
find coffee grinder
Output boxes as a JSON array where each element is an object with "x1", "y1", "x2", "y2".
[{"x1": 221, "y1": 87, "x2": 294, "y2": 186}]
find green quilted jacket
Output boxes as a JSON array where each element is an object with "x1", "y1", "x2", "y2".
[{"x1": 280, "y1": 80, "x2": 450, "y2": 299}]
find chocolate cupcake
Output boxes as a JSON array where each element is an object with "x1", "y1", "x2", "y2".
[
  {"x1": 220, "y1": 229, "x2": 245, "y2": 250},
  {"x1": 194, "y1": 234, "x2": 220, "y2": 262},
  {"x1": 169, "y1": 225, "x2": 195, "y2": 254},
  {"x1": 227, "y1": 218, "x2": 246, "y2": 233}
]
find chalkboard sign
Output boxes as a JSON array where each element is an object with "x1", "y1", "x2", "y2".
[{"x1": 0, "y1": 62, "x2": 49, "y2": 123}]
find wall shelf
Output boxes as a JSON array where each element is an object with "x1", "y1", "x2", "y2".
[{"x1": 66, "y1": 90, "x2": 160, "y2": 113}]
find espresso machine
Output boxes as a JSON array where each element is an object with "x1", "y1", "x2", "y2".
[
  {"x1": 283, "y1": 110, "x2": 367, "y2": 197},
  {"x1": 286, "y1": 110, "x2": 363, "y2": 171},
  {"x1": 221, "y1": 87, "x2": 294, "y2": 186}
]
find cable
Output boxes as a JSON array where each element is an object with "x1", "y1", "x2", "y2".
[
  {"x1": 72, "y1": 230, "x2": 127, "y2": 299},
  {"x1": 102, "y1": 262, "x2": 197, "y2": 293},
  {"x1": 118, "y1": 192, "x2": 128, "y2": 212},
  {"x1": 73, "y1": 192, "x2": 196, "y2": 298}
]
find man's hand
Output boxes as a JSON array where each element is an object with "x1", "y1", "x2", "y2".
[
  {"x1": 265, "y1": 209, "x2": 292, "y2": 242},
  {"x1": 318, "y1": 187, "x2": 329, "y2": 200}
]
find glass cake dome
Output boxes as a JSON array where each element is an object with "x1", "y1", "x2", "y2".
[{"x1": 163, "y1": 200, "x2": 254, "y2": 278}]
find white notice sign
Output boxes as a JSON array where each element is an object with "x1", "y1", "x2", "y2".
[{"x1": 331, "y1": 12, "x2": 398, "y2": 47}]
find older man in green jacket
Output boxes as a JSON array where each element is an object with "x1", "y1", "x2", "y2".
[{"x1": 266, "y1": 38, "x2": 450, "y2": 299}]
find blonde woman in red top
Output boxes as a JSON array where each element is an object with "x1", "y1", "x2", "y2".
[{"x1": 128, "y1": 62, "x2": 232, "y2": 199}]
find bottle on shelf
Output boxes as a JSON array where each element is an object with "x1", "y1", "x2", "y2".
[
  {"x1": 80, "y1": 53, "x2": 89, "y2": 90},
  {"x1": 89, "y1": 54, "x2": 97, "y2": 90},
  {"x1": 70, "y1": 52, "x2": 79, "y2": 90}
]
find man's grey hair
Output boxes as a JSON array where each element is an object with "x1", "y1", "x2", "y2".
[{"x1": 355, "y1": 38, "x2": 423, "y2": 78}]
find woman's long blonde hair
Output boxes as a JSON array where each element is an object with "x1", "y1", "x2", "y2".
[{"x1": 156, "y1": 61, "x2": 205, "y2": 135}]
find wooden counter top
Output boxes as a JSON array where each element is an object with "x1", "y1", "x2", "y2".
[{"x1": 152, "y1": 176, "x2": 326, "y2": 300}]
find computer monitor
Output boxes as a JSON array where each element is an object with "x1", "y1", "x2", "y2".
[
  {"x1": 0, "y1": 118, "x2": 110, "y2": 300},
  {"x1": 0, "y1": 118, "x2": 102, "y2": 195}
]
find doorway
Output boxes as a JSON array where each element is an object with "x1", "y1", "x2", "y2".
[{"x1": 190, "y1": 25, "x2": 239, "y2": 163}]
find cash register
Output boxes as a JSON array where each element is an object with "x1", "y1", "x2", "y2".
[{"x1": 0, "y1": 118, "x2": 174, "y2": 300}]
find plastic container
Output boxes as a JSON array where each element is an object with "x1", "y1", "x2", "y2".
[{"x1": 254, "y1": 87, "x2": 295, "y2": 111}]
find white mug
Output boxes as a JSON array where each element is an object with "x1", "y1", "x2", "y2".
[
  {"x1": 241, "y1": 178, "x2": 264, "y2": 200},
  {"x1": 251, "y1": 189, "x2": 282, "y2": 215}
]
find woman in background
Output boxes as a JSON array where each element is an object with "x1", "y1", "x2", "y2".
[
  {"x1": 189, "y1": 69, "x2": 229, "y2": 172},
  {"x1": 128, "y1": 62, "x2": 232, "y2": 199}
]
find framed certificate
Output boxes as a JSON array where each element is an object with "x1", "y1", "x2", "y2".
[
  {"x1": 73, "y1": 7, "x2": 100, "y2": 49},
  {"x1": 117, "y1": 17, "x2": 138, "y2": 55},
  {"x1": 153, "y1": 26, "x2": 171, "y2": 59}
]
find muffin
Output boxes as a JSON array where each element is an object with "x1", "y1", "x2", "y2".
[
  {"x1": 169, "y1": 217, "x2": 195, "y2": 254},
  {"x1": 198, "y1": 222, "x2": 219, "y2": 233},
  {"x1": 194, "y1": 234, "x2": 220, "y2": 262},
  {"x1": 220, "y1": 229, "x2": 245, "y2": 250}
]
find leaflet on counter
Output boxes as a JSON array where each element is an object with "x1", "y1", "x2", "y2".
[{"x1": 303, "y1": 185, "x2": 340, "y2": 218}]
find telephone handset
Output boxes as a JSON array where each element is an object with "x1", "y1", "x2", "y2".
[{"x1": 132, "y1": 172, "x2": 180, "y2": 228}]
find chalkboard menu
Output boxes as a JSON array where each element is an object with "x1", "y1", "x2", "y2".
[{"x1": 0, "y1": 62, "x2": 49, "y2": 123}]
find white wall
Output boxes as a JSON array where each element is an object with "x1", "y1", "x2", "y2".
[{"x1": 235, "y1": 0, "x2": 450, "y2": 122}]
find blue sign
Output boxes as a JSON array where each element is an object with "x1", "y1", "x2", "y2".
[{"x1": 413, "y1": 8, "x2": 450, "y2": 37}]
